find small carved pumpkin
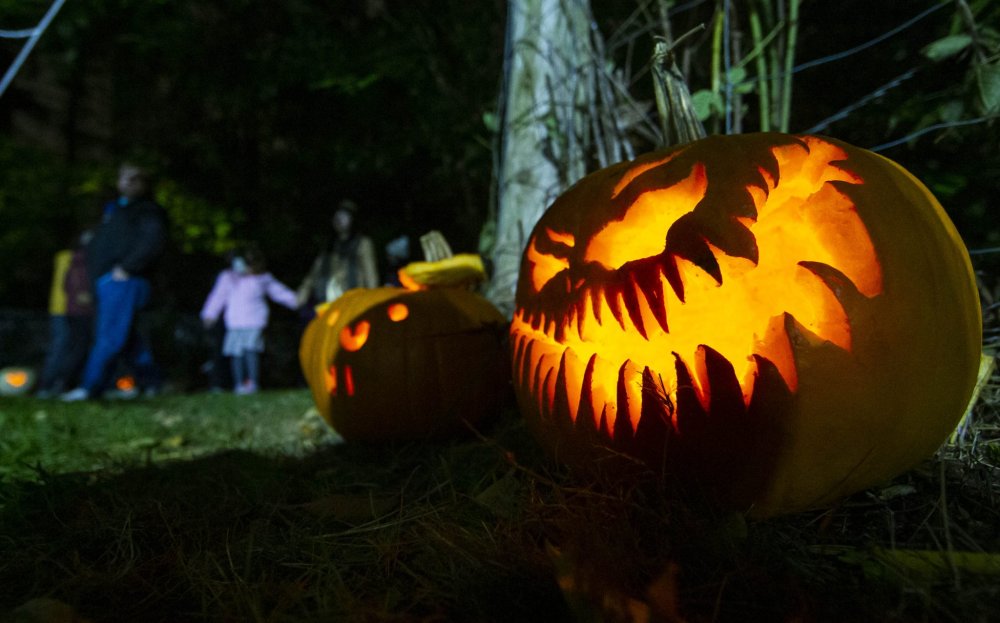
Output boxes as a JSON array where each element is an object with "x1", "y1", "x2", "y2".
[
  {"x1": 0, "y1": 366, "x2": 35, "y2": 396},
  {"x1": 511, "y1": 133, "x2": 982, "y2": 517},
  {"x1": 300, "y1": 287, "x2": 508, "y2": 440}
]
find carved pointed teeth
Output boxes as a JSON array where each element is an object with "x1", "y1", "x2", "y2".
[{"x1": 601, "y1": 265, "x2": 671, "y2": 339}]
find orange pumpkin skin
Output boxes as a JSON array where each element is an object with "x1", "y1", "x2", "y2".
[
  {"x1": 300, "y1": 287, "x2": 509, "y2": 441},
  {"x1": 511, "y1": 133, "x2": 982, "y2": 517}
]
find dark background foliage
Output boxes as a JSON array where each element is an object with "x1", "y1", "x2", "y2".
[
  {"x1": 1, "y1": 0, "x2": 997, "y2": 316},
  {"x1": 1, "y1": 0, "x2": 506, "y2": 311}
]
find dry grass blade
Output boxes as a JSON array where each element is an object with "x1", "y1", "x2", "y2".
[{"x1": 1, "y1": 357, "x2": 1000, "y2": 622}]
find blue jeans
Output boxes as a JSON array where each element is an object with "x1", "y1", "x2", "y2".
[{"x1": 79, "y1": 274, "x2": 159, "y2": 394}]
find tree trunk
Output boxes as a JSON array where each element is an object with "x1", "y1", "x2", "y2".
[{"x1": 485, "y1": 0, "x2": 593, "y2": 317}]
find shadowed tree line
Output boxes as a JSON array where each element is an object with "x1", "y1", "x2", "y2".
[
  {"x1": 1, "y1": 0, "x2": 997, "y2": 315},
  {"x1": 1, "y1": 0, "x2": 506, "y2": 310}
]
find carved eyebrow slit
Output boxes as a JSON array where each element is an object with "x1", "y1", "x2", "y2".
[{"x1": 526, "y1": 228, "x2": 574, "y2": 292}]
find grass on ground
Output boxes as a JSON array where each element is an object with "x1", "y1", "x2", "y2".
[{"x1": 0, "y1": 382, "x2": 998, "y2": 623}]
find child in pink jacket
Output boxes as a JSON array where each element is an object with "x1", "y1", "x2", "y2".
[{"x1": 200, "y1": 243, "x2": 299, "y2": 394}]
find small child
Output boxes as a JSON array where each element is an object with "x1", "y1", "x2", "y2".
[
  {"x1": 200, "y1": 243, "x2": 299, "y2": 395},
  {"x1": 36, "y1": 229, "x2": 94, "y2": 398}
]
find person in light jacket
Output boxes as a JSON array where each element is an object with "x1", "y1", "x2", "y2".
[{"x1": 200, "y1": 243, "x2": 299, "y2": 395}]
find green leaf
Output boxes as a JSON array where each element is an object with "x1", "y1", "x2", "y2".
[
  {"x1": 691, "y1": 89, "x2": 721, "y2": 121},
  {"x1": 482, "y1": 111, "x2": 500, "y2": 133},
  {"x1": 976, "y1": 60, "x2": 1000, "y2": 114},
  {"x1": 922, "y1": 35, "x2": 972, "y2": 61},
  {"x1": 725, "y1": 66, "x2": 747, "y2": 86},
  {"x1": 726, "y1": 66, "x2": 756, "y2": 94},
  {"x1": 937, "y1": 99, "x2": 965, "y2": 123}
]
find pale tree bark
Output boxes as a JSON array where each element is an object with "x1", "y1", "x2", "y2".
[
  {"x1": 485, "y1": 0, "x2": 594, "y2": 317},
  {"x1": 484, "y1": 0, "x2": 698, "y2": 316}
]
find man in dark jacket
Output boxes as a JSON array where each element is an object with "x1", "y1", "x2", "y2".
[{"x1": 62, "y1": 162, "x2": 168, "y2": 401}]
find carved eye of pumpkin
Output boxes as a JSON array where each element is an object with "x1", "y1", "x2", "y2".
[
  {"x1": 511, "y1": 132, "x2": 981, "y2": 517},
  {"x1": 339, "y1": 321, "x2": 370, "y2": 352},
  {"x1": 525, "y1": 228, "x2": 575, "y2": 292},
  {"x1": 387, "y1": 303, "x2": 409, "y2": 321}
]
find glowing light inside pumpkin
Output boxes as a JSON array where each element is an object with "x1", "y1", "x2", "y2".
[
  {"x1": 611, "y1": 152, "x2": 680, "y2": 197},
  {"x1": 344, "y1": 365, "x2": 355, "y2": 396},
  {"x1": 585, "y1": 163, "x2": 708, "y2": 270},
  {"x1": 116, "y1": 375, "x2": 136, "y2": 391},
  {"x1": 512, "y1": 137, "x2": 884, "y2": 435},
  {"x1": 325, "y1": 364, "x2": 356, "y2": 396},
  {"x1": 526, "y1": 228, "x2": 573, "y2": 292},
  {"x1": 3, "y1": 370, "x2": 29, "y2": 388},
  {"x1": 326, "y1": 365, "x2": 338, "y2": 394},
  {"x1": 387, "y1": 303, "x2": 409, "y2": 322},
  {"x1": 339, "y1": 321, "x2": 370, "y2": 352}
]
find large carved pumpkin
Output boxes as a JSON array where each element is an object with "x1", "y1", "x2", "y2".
[
  {"x1": 511, "y1": 133, "x2": 982, "y2": 517},
  {"x1": 300, "y1": 287, "x2": 508, "y2": 440}
]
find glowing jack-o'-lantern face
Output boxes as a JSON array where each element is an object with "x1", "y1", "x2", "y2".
[
  {"x1": 511, "y1": 133, "x2": 982, "y2": 517},
  {"x1": 300, "y1": 287, "x2": 508, "y2": 441}
]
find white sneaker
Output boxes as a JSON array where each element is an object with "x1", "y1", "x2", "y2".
[
  {"x1": 235, "y1": 381, "x2": 258, "y2": 395},
  {"x1": 60, "y1": 388, "x2": 90, "y2": 402}
]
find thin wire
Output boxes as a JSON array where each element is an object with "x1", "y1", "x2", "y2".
[
  {"x1": 606, "y1": 0, "x2": 710, "y2": 56},
  {"x1": 739, "y1": 0, "x2": 949, "y2": 87},
  {"x1": 869, "y1": 116, "x2": 997, "y2": 152},
  {"x1": 667, "y1": 0, "x2": 711, "y2": 18},
  {"x1": 0, "y1": 28, "x2": 38, "y2": 39},
  {"x1": 803, "y1": 68, "x2": 919, "y2": 134},
  {"x1": 791, "y1": 1, "x2": 948, "y2": 75},
  {"x1": 0, "y1": 0, "x2": 67, "y2": 99},
  {"x1": 970, "y1": 247, "x2": 1000, "y2": 256}
]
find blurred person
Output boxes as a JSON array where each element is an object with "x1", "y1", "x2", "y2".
[
  {"x1": 35, "y1": 229, "x2": 94, "y2": 397},
  {"x1": 296, "y1": 199, "x2": 378, "y2": 310},
  {"x1": 61, "y1": 162, "x2": 168, "y2": 401},
  {"x1": 200, "y1": 243, "x2": 299, "y2": 395},
  {"x1": 382, "y1": 234, "x2": 411, "y2": 287}
]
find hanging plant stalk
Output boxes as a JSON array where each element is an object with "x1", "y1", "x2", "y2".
[
  {"x1": 749, "y1": 7, "x2": 771, "y2": 131},
  {"x1": 780, "y1": 0, "x2": 800, "y2": 131},
  {"x1": 761, "y1": 0, "x2": 782, "y2": 130},
  {"x1": 710, "y1": 8, "x2": 724, "y2": 134},
  {"x1": 729, "y1": 9, "x2": 743, "y2": 134}
]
